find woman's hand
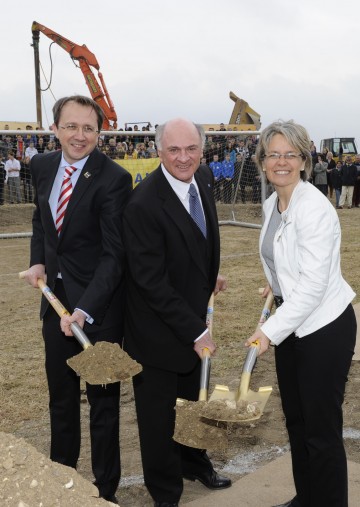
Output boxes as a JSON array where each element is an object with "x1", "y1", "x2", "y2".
[{"x1": 245, "y1": 328, "x2": 271, "y2": 355}]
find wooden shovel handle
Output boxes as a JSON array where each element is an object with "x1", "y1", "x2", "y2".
[
  {"x1": 18, "y1": 270, "x2": 92, "y2": 350},
  {"x1": 19, "y1": 270, "x2": 70, "y2": 317}
]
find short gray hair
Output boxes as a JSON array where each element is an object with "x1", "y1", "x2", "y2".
[
  {"x1": 255, "y1": 119, "x2": 312, "y2": 181},
  {"x1": 155, "y1": 120, "x2": 205, "y2": 151}
]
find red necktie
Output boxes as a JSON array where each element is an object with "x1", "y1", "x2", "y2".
[{"x1": 56, "y1": 166, "x2": 77, "y2": 235}]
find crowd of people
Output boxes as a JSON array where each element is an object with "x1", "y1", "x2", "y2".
[
  {"x1": 1, "y1": 127, "x2": 360, "y2": 209},
  {"x1": 311, "y1": 147, "x2": 360, "y2": 208}
]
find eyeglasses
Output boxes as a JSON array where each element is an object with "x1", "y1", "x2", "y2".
[
  {"x1": 59, "y1": 124, "x2": 99, "y2": 135},
  {"x1": 265, "y1": 153, "x2": 304, "y2": 161}
]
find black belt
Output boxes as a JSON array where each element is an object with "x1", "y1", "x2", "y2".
[{"x1": 274, "y1": 295, "x2": 284, "y2": 308}]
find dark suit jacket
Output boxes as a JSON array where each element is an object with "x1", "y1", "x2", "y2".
[
  {"x1": 122, "y1": 165, "x2": 220, "y2": 373},
  {"x1": 30, "y1": 148, "x2": 132, "y2": 333}
]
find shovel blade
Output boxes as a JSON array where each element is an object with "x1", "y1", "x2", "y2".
[
  {"x1": 202, "y1": 384, "x2": 273, "y2": 422},
  {"x1": 173, "y1": 398, "x2": 228, "y2": 450}
]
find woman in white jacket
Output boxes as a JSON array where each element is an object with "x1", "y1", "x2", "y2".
[{"x1": 246, "y1": 120, "x2": 356, "y2": 507}]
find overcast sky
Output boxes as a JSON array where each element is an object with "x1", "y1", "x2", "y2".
[{"x1": 2, "y1": 0, "x2": 359, "y2": 148}]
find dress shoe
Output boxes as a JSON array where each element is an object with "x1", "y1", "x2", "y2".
[
  {"x1": 183, "y1": 469, "x2": 231, "y2": 489},
  {"x1": 154, "y1": 502, "x2": 178, "y2": 507},
  {"x1": 100, "y1": 494, "x2": 119, "y2": 504}
]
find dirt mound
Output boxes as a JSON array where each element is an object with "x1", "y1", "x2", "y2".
[
  {"x1": 67, "y1": 341, "x2": 142, "y2": 385},
  {"x1": 0, "y1": 432, "x2": 115, "y2": 506}
]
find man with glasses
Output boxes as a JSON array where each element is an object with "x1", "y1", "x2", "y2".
[{"x1": 23, "y1": 95, "x2": 132, "y2": 505}]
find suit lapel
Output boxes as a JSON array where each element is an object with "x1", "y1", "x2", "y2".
[
  {"x1": 42, "y1": 152, "x2": 62, "y2": 238},
  {"x1": 195, "y1": 167, "x2": 220, "y2": 284},
  {"x1": 156, "y1": 169, "x2": 209, "y2": 278},
  {"x1": 58, "y1": 151, "x2": 101, "y2": 239}
]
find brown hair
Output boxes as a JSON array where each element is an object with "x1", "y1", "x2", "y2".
[{"x1": 52, "y1": 95, "x2": 104, "y2": 132}]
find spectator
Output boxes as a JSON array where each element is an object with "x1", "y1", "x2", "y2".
[
  {"x1": 25, "y1": 141, "x2": 38, "y2": 160},
  {"x1": 107, "y1": 137, "x2": 118, "y2": 159},
  {"x1": 234, "y1": 153, "x2": 246, "y2": 203},
  {"x1": 146, "y1": 140, "x2": 157, "y2": 158},
  {"x1": 5, "y1": 151, "x2": 21, "y2": 203},
  {"x1": 209, "y1": 154, "x2": 223, "y2": 202},
  {"x1": 326, "y1": 151, "x2": 336, "y2": 198},
  {"x1": 36, "y1": 137, "x2": 46, "y2": 154},
  {"x1": 15, "y1": 134, "x2": 25, "y2": 160},
  {"x1": 310, "y1": 141, "x2": 318, "y2": 178},
  {"x1": 338, "y1": 155, "x2": 358, "y2": 209},
  {"x1": 44, "y1": 141, "x2": 56, "y2": 154},
  {"x1": 235, "y1": 139, "x2": 249, "y2": 158},
  {"x1": 224, "y1": 139, "x2": 237, "y2": 164},
  {"x1": 20, "y1": 156, "x2": 33, "y2": 203},
  {"x1": 97, "y1": 138, "x2": 106, "y2": 153},
  {"x1": 250, "y1": 154, "x2": 262, "y2": 203},
  {"x1": 204, "y1": 141, "x2": 218, "y2": 164},
  {"x1": 116, "y1": 142, "x2": 126, "y2": 159},
  {"x1": 330, "y1": 161, "x2": 343, "y2": 208},
  {"x1": 136, "y1": 143, "x2": 147, "y2": 159},
  {"x1": 313, "y1": 154, "x2": 328, "y2": 196},
  {"x1": 0, "y1": 156, "x2": 5, "y2": 205},
  {"x1": 352, "y1": 154, "x2": 360, "y2": 207},
  {"x1": 221, "y1": 153, "x2": 234, "y2": 203}
]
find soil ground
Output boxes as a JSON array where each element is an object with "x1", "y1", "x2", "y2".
[{"x1": 0, "y1": 202, "x2": 359, "y2": 506}]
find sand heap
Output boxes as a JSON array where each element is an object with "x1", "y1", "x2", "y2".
[
  {"x1": 67, "y1": 341, "x2": 142, "y2": 385},
  {"x1": 0, "y1": 432, "x2": 116, "y2": 506}
]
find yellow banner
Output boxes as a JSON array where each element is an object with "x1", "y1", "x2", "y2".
[{"x1": 115, "y1": 158, "x2": 159, "y2": 187}]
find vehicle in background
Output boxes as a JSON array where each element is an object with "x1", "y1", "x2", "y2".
[
  {"x1": 320, "y1": 137, "x2": 358, "y2": 162},
  {"x1": 203, "y1": 91, "x2": 261, "y2": 132}
]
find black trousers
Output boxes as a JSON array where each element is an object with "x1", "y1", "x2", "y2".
[
  {"x1": 42, "y1": 280, "x2": 121, "y2": 498},
  {"x1": 275, "y1": 304, "x2": 356, "y2": 507},
  {"x1": 133, "y1": 361, "x2": 215, "y2": 503}
]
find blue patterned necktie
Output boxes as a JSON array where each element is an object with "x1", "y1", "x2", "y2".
[{"x1": 188, "y1": 183, "x2": 207, "y2": 238}]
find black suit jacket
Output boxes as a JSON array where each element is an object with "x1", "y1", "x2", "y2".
[
  {"x1": 30, "y1": 148, "x2": 132, "y2": 333},
  {"x1": 122, "y1": 165, "x2": 220, "y2": 373}
]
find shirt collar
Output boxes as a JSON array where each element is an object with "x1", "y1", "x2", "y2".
[
  {"x1": 161, "y1": 163, "x2": 199, "y2": 200},
  {"x1": 60, "y1": 155, "x2": 89, "y2": 172}
]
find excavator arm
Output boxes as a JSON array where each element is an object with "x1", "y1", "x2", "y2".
[{"x1": 32, "y1": 21, "x2": 117, "y2": 130}]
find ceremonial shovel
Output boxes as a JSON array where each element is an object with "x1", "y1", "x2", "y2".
[
  {"x1": 19, "y1": 271, "x2": 142, "y2": 385},
  {"x1": 201, "y1": 291, "x2": 274, "y2": 423}
]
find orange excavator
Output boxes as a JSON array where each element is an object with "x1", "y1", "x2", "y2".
[{"x1": 31, "y1": 21, "x2": 118, "y2": 130}]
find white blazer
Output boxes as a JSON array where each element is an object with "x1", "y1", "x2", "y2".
[{"x1": 260, "y1": 180, "x2": 355, "y2": 346}]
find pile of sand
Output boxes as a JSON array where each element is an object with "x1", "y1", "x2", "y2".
[
  {"x1": 0, "y1": 432, "x2": 116, "y2": 506},
  {"x1": 67, "y1": 341, "x2": 142, "y2": 385}
]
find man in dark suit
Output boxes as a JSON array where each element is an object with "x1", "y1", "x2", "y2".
[
  {"x1": 23, "y1": 95, "x2": 132, "y2": 504},
  {"x1": 122, "y1": 118, "x2": 231, "y2": 507}
]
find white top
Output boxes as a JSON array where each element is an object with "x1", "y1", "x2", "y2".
[
  {"x1": 260, "y1": 180, "x2": 355, "y2": 345},
  {"x1": 5, "y1": 158, "x2": 21, "y2": 179}
]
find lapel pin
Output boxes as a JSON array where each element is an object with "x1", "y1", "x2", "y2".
[{"x1": 84, "y1": 172, "x2": 91, "y2": 179}]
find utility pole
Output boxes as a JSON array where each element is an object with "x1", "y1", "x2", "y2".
[{"x1": 31, "y1": 24, "x2": 43, "y2": 129}]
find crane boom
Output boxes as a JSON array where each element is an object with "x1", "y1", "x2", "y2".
[{"x1": 31, "y1": 21, "x2": 118, "y2": 130}]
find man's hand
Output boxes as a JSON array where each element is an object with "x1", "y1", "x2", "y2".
[
  {"x1": 214, "y1": 274, "x2": 227, "y2": 295},
  {"x1": 23, "y1": 264, "x2": 46, "y2": 288},
  {"x1": 60, "y1": 309, "x2": 86, "y2": 337},
  {"x1": 193, "y1": 330, "x2": 216, "y2": 359}
]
